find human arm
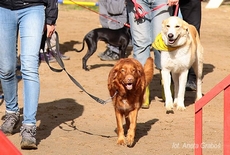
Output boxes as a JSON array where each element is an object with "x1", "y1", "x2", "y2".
[{"x1": 44, "y1": 0, "x2": 58, "y2": 37}]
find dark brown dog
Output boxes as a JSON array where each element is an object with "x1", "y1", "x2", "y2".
[
  {"x1": 74, "y1": 26, "x2": 130, "y2": 71},
  {"x1": 107, "y1": 57, "x2": 154, "y2": 147}
]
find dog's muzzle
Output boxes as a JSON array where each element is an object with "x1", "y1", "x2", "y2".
[
  {"x1": 123, "y1": 75, "x2": 135, "y2": 90},
  {"x1": 167, "y1": 33, "x2": 179, "y2": 44}
]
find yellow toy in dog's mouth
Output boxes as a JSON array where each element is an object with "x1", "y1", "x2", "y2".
[{"x1": 152, "y1": 33, "x2": 179, "y2": 52}]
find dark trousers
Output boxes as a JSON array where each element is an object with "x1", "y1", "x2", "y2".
[{"x1": 179, "y1": 0, "x2": 202, "y2": 81}]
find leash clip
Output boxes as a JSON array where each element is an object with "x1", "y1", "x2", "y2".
[{"x1": 133, "y1": 1, "x2": 147, "y2": 20}]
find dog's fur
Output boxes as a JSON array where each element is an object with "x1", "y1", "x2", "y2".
[
  {"x1": 108, "y1": 57, "x2": 153, "y2": 146},
  {"x1": 75, "y1": 26, "x2": 130, "y2": 71},
  {"x1": 160, "y1": 16, "x2": 203, "y2": 113}
]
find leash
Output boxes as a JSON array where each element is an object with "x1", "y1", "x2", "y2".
[
  {"x1": 172, "y1": 4, "x2": 179, "y2": 16},
  {"x1": 42, "y1": 32, "x2": 113, "y2": 105},
  {"x1": 131, "y1": 0, "x2": 167, "y2": 19},
  {"x1": 67, "y1": 0, "x2": 170, "y2": 26},
  {"x1": 68, "y1": 0, "x2": 130, "y2": 28}
]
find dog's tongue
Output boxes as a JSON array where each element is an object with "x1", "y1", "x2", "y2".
[
  {"x1": 169, "y1": 39, "x2": 175, "y2": 44},
  {"x1": 126, "y1": 83, "x2": 133, "y2": 90}
]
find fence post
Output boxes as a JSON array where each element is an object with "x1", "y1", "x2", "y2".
[
  {"x1": 224, "y1": 86, "x2": 230, "y2": 155},
  {"x1": 195, "y1": 108, "x2": 202, "y2": 155}
]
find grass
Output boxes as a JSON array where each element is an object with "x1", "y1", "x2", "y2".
[{"x1": 58, "y1": 4, "x2": 99, "y2": 12}]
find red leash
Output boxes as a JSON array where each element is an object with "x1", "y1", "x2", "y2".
[
  {"x1": 68, "y1": 0, "x2": 130, "y2": 27},
  {"x1": 68, "y1": 0, "x2": 169, "y2": 27},
  {"x1": 131, "y1": 0, "x2": 167, "y2": 19},
  {"x1": 173, "y1": 4, "x2": 179, "y2": 16}
]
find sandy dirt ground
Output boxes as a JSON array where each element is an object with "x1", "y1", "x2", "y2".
[{"x1": 1, "y1": 2, "x2": 230, "y2": 155}]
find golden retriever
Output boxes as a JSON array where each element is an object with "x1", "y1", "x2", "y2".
[
  {"x1": 108, "y1": 57, "x2": 153, "y2": 146},
  {"x1": 153, "y1": 16, "x2": 203, "y2": 113}
]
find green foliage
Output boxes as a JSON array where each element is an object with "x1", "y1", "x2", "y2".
[{"x1": 59, "y1": 4, "x2": 99, "y2": 12}]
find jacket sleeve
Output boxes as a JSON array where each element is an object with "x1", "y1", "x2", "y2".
[{"x1": 45, "y1": 0, "x2": 58, "y2": 25}]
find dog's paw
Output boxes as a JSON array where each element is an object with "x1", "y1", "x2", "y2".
[
  {"x1": 165, "y1": 102, "x2": 174, "y2": 114},
  {"x1": 176, "y1": 105, "x2": 186, "y2": 111},
  {"x1": 165, "y1": 103, "x2": 174, "y2": 111},
  {"x1": 83, "y1": 65, "x2": 90, "y2": 71},
  {"x1": 117, "y1": 137, "x2": 126, "y2": 146},
  {"x1": 126, "y1": 135, "x2": 134, "y2": 147}
]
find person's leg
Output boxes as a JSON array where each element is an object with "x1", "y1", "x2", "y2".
[
  {"x1": 179, "y1": 0, "x2": 201, "y2": 34},
  {"x1": 151, "y1": 0, "x2": 172, "y2": 69},
  {"x1": 18, "y1": 5, "x2": 45, "y2": 149},
  {"x1": 0, "y1": 7, "x2": 20, "y2": 135},
  {"x1": 98, "y1": 0, "x2": 128, "y2": 60},
  {"x1": 127, "y1": 1, "x2": 152, "y2": 109},
  {"x1": 127, "y1": 0, "x2": 171, "y2": 108},
  {"x1": 180, "y1": 0, "x2": 201, "y2": 91},
  {"x1": 127, "y1": 0, "x2": 171, "y2": 66},
  {"x1": 19, "y1": 5, "x2": 44, "y2": 125},
  {"x1": 127, "y1": 0, "x2": 152, "y2": 66}
]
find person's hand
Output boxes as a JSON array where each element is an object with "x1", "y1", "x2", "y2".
[
  {"x1": 46, "y1": 24, "x2": 56, "y2": 38},
  {"x1": 168, "y1": 0, "x2": 179, "y2": 6}
]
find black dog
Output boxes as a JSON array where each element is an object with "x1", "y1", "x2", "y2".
[{"x1": 74, "y1": 26, "x2": 130, "y2": 71}]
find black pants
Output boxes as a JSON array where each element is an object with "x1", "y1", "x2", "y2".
[
  {"x1": 179, "y1": 0, "x2": 202, "y2": 82},
  {"x1": 179, "y1": 0, "x2": 201, "y2": 34}
]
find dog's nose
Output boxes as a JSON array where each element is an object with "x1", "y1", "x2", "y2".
[
  {"x1": 125, "y1": 75, "x2": 134, "y2": 83},
  {"x1": 168, "y1": 33, "x2": 174, "y2": 38}
]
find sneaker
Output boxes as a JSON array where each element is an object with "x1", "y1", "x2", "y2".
[
  {"x1": 97, "y1": 48, "x2": 110, "y2": 58},
  {"x1": 186, "y1": 80, "x2": 197, "y2": 91},
  {"x1": 40, "y1": 51, "x2": 70, "y2": 63},
  {"x1": 98, "y1": 49, "x2": 119, "y2": 61},
  {"x1": 20, "y1": 124, "x2": 37, "y2": 149},
  {"x1": 39, "y1": 53, "x2": 55, "y2": 63},
  {"x1": 0, "y1": 111, "x2": 20, "y2": 135},
  {"x1": 60, "y1": 54, "x2": 70, "y2": 60}
]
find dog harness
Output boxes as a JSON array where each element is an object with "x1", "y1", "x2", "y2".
[{"x1": 152, "y1": 33, "x2": 179, "y2": 52}]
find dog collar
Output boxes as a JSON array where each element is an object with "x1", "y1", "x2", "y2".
[{"x1": 152, "y1": 33, "x2": 179, "y2": 52}]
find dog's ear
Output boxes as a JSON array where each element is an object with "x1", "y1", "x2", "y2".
[
  {"x1": 131, "y1": 58, "x2": 144, "y2": 76},
  {"x1": 108, "y1": 66, "x2": 119, "y2": 94},
  {"x1": 108, "y1": 59, "x2": 123, "y2": 84},
  {"x1": 181, "y1": 20, "x2": 190, "y2": 34},
  {"x1": 110, "y1": 60, "x2": 123, "y2": 79}
]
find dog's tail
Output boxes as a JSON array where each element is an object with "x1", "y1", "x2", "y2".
[
  {"x1": 74, "y1": 38, "x2": 85, "y2": 52},
  {"x1": 144, "y1": 57, "x2": 154, "y2": 86}
]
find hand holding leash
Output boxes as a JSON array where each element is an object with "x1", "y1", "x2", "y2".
[
  {"x1": 46, "y1": 24, "x2": 56, "y2": 38},
  {"x1": 167, "y1": 0, "x2": 179, "y2": 6},
  {"x1": 131, "y1": 0, "x2": 167, "y2": 20}
]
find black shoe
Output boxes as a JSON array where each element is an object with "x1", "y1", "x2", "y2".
[
  {"x1": 186, "y1": 81, "x2": 197, "y2": 91},
  {"x1": 98, "y1": 49, "x2": 119, "y2": 61}
]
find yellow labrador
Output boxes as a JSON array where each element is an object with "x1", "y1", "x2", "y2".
[{"x1": 153, "y1": 16, "x2": 203, "y2": 113}]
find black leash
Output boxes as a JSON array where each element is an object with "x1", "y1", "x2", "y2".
[{"x1": 42, "y1": 32, "x2": 110, "y2": 104}]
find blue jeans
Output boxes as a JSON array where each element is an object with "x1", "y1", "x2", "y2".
[
  {"x1": 0, "y1": 6, "x2": 45, "y2": 125},
  {"x1": 127, "y1": 0, "x2": 172, "y2": 68}
]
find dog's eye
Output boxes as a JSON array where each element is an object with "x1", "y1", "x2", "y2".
[
  {"x1": 166, "y1": 25, "x2": 170, "y2": 28},
  {"x1": 175, "y1": 25, "x2": 180, "y2": 28},
  {"x1": 121, "y1": 69, "x2": 126, "y2": 72}
]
